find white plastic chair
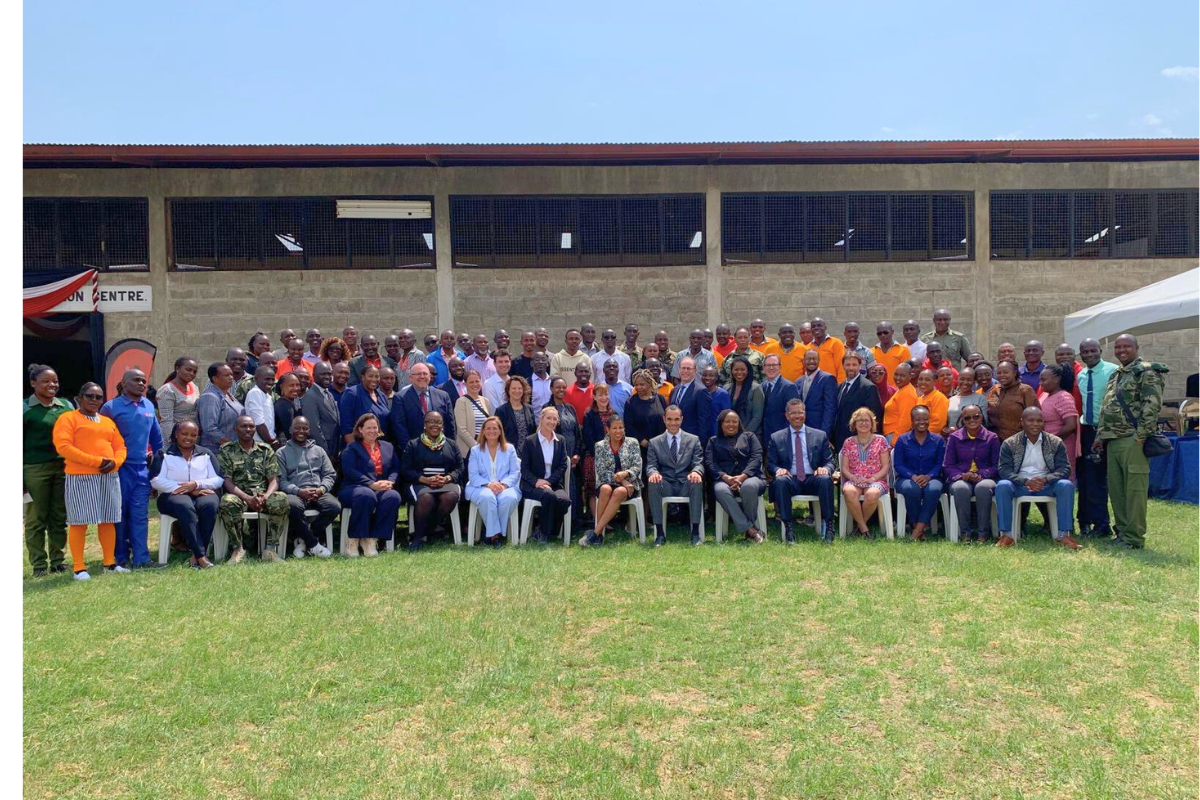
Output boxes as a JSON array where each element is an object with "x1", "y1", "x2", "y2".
[
  {"x1": 158, "y1": 513, "x2": 177, "y2": 564},
  {"x1": 621, "y1": 497, "x2": 646, "y2": 543},
  {"x1": 466, "y1": 500, "x2": 520, "y2": 546},
  {"x1": 1013, "y1": 495, "x2": 1057, "y2": 541},
  {"x1": 894, "y1": 492, "x2": 953, "y2": 541},
  {"x1": 838, "y1": 492, "x2": 894, "y2": 539},
  {"x1": 774, "y1": 495, "x2": 824, "y2": 542},
  {"x1": 714, "y1": 499, "x2": 768, "y2": 543},
  {"x1": 340, "y1": 508, "x2": 404, "y2": 554},
  {"x1": 211, "y1": 511, "x2": 269, "y2": 561},
  {"x1": 519, "y1": 470, "x2": 572, "y2": 546},
  {"x1": 659, "y1": 495, "x2": 706, "y2": 543},
  {"x1": 945, "y1": 495, "x2": 1000, "y2": 543}
]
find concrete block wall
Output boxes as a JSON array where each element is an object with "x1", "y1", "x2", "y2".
[{"x1": 452, "y1": 266, "x2": 707, "y2": 348}]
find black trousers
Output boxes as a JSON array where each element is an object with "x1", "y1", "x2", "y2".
[
  {"x1": 1076, "y1": 424, "x2": 1110, "y2": 527},
  {"x1": 525, "y1": 485, "x2": 572, "y2": 539},
  {"x1": 286, "y1": 492, "x2": 342, "y2": 548}
]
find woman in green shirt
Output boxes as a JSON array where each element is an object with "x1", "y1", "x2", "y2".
[{"x1": 24, "y1": 364, "x2": 74, "y2": 576}]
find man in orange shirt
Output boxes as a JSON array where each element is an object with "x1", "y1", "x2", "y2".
[
  {"x1": 275, "y1": 338, "x2": 313, "y2": 381},
  {"x1": 914, "y1": 368, "x2": 950, "y2": 434},
  {"x1": 883, "y1": 363, "x2": 918, "y2": 443},
  {"x1": 764, "y1": 323, "x2": 809, "y2": 382},
  {"x1": 748, "y1": 319, "x2": 778, "y2": 354},
  {"x1": 712, "y1": 323, "x2": 737, "y2": 365},
  {"x1": 870, "y1": 321, "x2": 912, "y2": 387},
  {"x1": 809, "y1": 317, "x2": 846, "y2": 383}
]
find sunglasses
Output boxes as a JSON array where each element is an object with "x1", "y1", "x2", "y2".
[{"x1": 82, "y1": 393, "x2": 104, "y2": 401}]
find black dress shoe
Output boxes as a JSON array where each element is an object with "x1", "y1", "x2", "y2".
[
  {"x1": 654, "y1": 533, "x2": 667, "y2": 547},
  {"x1": 822, "y1": 522, "x2": 835, "y2": 544},
  {"x1": 51, "y1": 564, "x2": 69, "y2": 573},
  {"x1": 690, "y1": 532, "x2": 702, "y2": 546}
]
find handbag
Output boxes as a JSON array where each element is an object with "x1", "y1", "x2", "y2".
[{"x1": 1115, "y1": 384, "x2": 1173, "y2": 458}]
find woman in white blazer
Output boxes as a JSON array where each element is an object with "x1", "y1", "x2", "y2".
[
  {"x1": 148, "y1": 420, "x2": 225, "y2": 569},
  {"x1": 464, "y1": 416, "x2": 522, "y2": 546}
]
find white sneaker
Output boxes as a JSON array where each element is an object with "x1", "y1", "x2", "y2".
[
  {"x1": 106, "y1": 564, "x2": 131, "y2": 574},
  {"x1": 310, "y1": 543, "x2": 332, "y2": 558},
  {"x1": 293, "y1": 542, "x2": 307, "y2": 559},
  {"x1": 73, "y1": 570, "x2": 91, "y2": 581}
]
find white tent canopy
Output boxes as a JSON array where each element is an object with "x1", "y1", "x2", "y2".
[{"x1": 1063, "y1": 267, "x2": 1199, "y2": 345}]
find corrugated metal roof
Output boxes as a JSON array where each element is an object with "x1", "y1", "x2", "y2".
[{"x1": 23, "y1": 139, "x2": 1199, "y2": 168}]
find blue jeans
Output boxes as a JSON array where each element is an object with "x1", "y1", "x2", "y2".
[
  {"x1": 995, "y1": 479, "x2": 1075, "y2": 536},
  {"x1": 114, "y1": 463, "x2": 151, "y2": 566},
  {"x1": 896, "y1": 478, "x2": 944, "y2": 526}
]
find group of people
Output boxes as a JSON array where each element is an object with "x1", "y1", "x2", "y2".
[{"x1": 23, "y1": 311, "x2": 1170, "y2": 580}]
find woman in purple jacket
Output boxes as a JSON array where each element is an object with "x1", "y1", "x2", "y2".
[{"x1": 943, "y1": 405, "x2": 1000, "y2": 543}]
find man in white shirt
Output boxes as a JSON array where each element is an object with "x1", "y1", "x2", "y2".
[
  {"x1": 902, "y1": 320, "x2": 927, "y2": 364},
  {"x1": 484, "y1": 350, "x2": 514, "y2": 411},
  {"x1": 590, "y1": 328, "x2": 633, "y2": 383},
  {"x1": 244, "y1": 365, "x2": 278, "y2": 447},
  {"x1": 994, "y1": 407, "x2": 1079, "y2": 549}
]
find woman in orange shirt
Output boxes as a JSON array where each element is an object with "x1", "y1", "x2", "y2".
[
  {"x1": 883, "y1": 363, "x2": 918, "y2": 443},
  {"x1": 52, "y1": 382, "x2": 128, "y2": 581},
  {"x1": 914, "y1": 369, "x2": 950, "y2": 434}
]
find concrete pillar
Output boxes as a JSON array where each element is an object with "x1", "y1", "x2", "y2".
[
  {"x1": 973, "y1": 183, "x2": 991, "y2": 358},
  {"x1": 705, "y1": 173, "x2": 722, "y2": 328},
  {"x1": 146, "y1": 176, "x2": 171, "y2": 385},
  {"x1": 433, "y1": 191, "x2": 454, "y2": 332}
]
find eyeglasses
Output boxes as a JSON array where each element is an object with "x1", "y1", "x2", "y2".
[{"x1": 82, "y1": 393, "x2": 104, "y2": 400}]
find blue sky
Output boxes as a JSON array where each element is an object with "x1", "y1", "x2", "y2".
[{"x1": 23, "y1": 0, "x2": 1199, "y2": 144}]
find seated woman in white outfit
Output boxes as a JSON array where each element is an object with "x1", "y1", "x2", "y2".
[{"x1": 464, "y1": 416, "x2": 522, "y2": 547}]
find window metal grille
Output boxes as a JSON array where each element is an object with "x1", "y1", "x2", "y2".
[
  {"x1": 990, "y1": 189, "x2": 1198, "y2": 259},
  {"x1": 168, "y1": 197, "x2": 434, "y2": 271},
  {"x1": 450, "y1": 194, "x2": 705, "y2": 268},
  {"x1": 721, "y1": 192, "x2": 974, "y2": 263},
  {"x1": 23, "y1": 198, "x2": 149, "y2": 272}
]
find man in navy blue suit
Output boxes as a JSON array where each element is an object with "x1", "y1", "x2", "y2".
[
  {"x1": 760, "y1": 353, "x2": 800, "y2": 445},
  {"x1": 767, "y1": 399, "x2": 836, "y2": 544},
  {"x1": 794, "y1": 349, "x2": 837, "y2": 437},
  {"x1": 388, "y1": 363, "x2": 455, "y2": 445},
  {"x1": 668, "y1": 356, "x2": 713, "y2": 442}
]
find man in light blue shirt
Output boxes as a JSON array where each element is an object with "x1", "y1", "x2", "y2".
[
  {"x1": 600, "y1": 360, "x2": 633, "y2": 416},
  {"x1": 1076, "y1": 337, "x2": 1119, "y2": 537},
  {"x1": 670, "y1": 329, "x2": 717, "y2": 380}
]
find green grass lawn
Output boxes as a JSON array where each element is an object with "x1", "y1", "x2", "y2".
[{"x1": 24, "y1": 501, "x2": 1199, "y2": 800}]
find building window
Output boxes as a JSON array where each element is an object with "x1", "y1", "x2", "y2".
[
  {"x1": 168, "y1": 197, "x2": 434, "y2": 271},
  {"x1": 721, "y1": 192, "x2": 974, "y2": 264},
  {"x1": 989, "y1": 189, "x2": 1199, "y2": 259},
  {"x1": 23, "y1": 198, "x2": 149, "y2": 272},
  {"x1": 450, "y1": 194, "x2": 705, "y2": 268}
]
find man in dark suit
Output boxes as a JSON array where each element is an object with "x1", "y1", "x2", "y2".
[
  {"x1": 299, "y1": 362, "x2": 342, "y2": 461},
  {"x1": 438, "y1": 356, "x2": 468, "y2": 400},
  {"x1": 646, "y1": 405, "x2": 706, "y2": 546},
  {"x1": 668, "y1": 356, "x2": 713, "y2": 443},
  {"x1": 795, "y1": 349, "x2": 837, "y2": 437},
  {"x1": 347, "y1": 334, "x2": 397, "y2": 386},
  {"x1": 831, "y1": 352, "x2": 883, "y2": 451},
  {"x1": 388, "y1": 363, "x2": 455, "y2": 445},
  {"x1": 760, "y1": 353, "x2": 800, "y2": 445},
  {"x1": 519, "y1": 406, "x2": 573, "y2": 544},
  {"x1": 767, "y1": 399, "x2": 837, "y2": 544}
]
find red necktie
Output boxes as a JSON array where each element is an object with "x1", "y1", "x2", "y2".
[{"x1": 419, "y1": 392, "x2": 428, "y2": 413}]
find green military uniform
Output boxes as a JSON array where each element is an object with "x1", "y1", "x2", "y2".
[
  {"x1": 718, "y1": 347, "x2": 767, "y2": 385},
  {"x1": 618, "y1": 344, "x2": 643, "y2": 372},
  {"x1": 920, "y1": 329, "x2": 973, "y2": 368},
  {"x1": 1096, "y1": 356, "x2": 1168, "y2": 548},
  {"x1": 217, "y1": 440, "x2": 289, "y2": 550},
  {"x1": 658, "y1": 348, "x2": 678, "y2": 375},
  {"x1": 23, "y1": 395, "x2": 74, "y2": 571}
]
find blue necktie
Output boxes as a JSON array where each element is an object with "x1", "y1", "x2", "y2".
[{"x1": 1085, "y1": 370, "x2": 1095, "y2": 425}]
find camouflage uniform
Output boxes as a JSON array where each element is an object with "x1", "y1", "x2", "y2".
[
  {"x1": 920, "y1": 330, "x2": 973, "y2": 368},
  {"x1": 217, "y1": 441, "x2": 289, "y2": 549},
  {"x1": 1096, "y1": 356, "x2": 1168, "y2": 548},
  {"x1": 718, "y1": 348, "x2": 767, "y2": 386},
  {"x1": 618, "y1": 344, "x2": 643, "y2": 372}
]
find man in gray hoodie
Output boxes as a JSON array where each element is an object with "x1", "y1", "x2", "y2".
[{"x1": 276, "y1": 416, "x2": 339, "y2": 558}]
